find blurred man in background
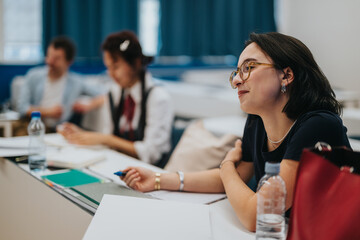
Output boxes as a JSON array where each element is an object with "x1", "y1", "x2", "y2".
[{"x1": 17, "y1": 36, "x2": 105, "y2": 132}]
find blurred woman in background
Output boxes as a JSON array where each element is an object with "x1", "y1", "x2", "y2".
[{"x1": 59, "y1": 31, "x2": 174, "y2": 167}]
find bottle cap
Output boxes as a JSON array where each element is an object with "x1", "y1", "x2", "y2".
[
  {"x1": 31, "y1": 111, "x2": 41, "y2": 118},
  {"x1": 265, "y1": 162, "x2": 280, "y2": 174}
]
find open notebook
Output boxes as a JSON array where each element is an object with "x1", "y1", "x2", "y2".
[{"x1": 46, "y1": 147, "x2": 106, "y2": 168}]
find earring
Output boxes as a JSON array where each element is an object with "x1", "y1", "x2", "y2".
[{"x1": 281, "y1": 82, "x2": 286, "y2": 93}]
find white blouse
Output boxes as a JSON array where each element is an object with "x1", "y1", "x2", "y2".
[{"x1": 103, "y1": 74, "x2": 174, "y2": 164}]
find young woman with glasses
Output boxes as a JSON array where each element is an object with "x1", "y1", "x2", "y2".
[{"x1": 118, "y1": 32, "x2": 351, "y2": 231}]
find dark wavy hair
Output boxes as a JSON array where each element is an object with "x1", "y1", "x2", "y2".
[
  {"x1": 245, "y1": 32, "x2": 341, "y2": 119},
  {"x1": 49, "y1": 36, "x2": 76, "y2": 62}
]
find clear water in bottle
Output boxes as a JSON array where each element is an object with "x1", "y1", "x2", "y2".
[
  {"x1": 28, "y1": 111, "x2": 47, "y2": 171},
  {"x1": 29, "y1": 154, "x2": 46, "y2": 171},
  {"x1": 256, "y1": 213, "x2": 285, "y2": 240},
  {"x1": 256, "y1": 162, "x2": 286, "y2": 240}
]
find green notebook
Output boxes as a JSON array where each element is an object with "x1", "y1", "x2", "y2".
[{"x1": 42, "y1": 169, "x2": 102, "y2": 188}]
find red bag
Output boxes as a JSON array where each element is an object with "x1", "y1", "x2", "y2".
[{"x1": 287, "y1": 142, "x2": 360, "y2": 240}]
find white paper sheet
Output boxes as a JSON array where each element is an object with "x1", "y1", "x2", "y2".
[{"x1": 83, "y1": 194, "x2": 213, "y2": 240}]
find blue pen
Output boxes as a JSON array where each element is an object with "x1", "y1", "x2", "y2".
[{"x1": 114, "y1": 171, "x2": 128, "y2": 177}]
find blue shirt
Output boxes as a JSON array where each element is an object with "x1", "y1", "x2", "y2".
[{"x1": 17, "y1": 66, "x2": 104, "y2": 125}]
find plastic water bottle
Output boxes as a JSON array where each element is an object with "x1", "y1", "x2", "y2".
[
  {"x1": 256, "y1": 162, "x2": 286, "y2": 240},
  {"x1": 27, "y1": 111, "x2": 47, "y2": 171}
]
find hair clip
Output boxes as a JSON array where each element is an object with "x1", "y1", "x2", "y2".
[{"x1": 119, "y1": 40, "x2": 130, "y2": 52}]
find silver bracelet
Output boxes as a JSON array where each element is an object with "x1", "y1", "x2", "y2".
[
  {"x1": 219, "y1": 159, "x2": 234, "y2": 169},
  {"x1": 177, "y1": 171, "x2": 184, "y2": 191}
]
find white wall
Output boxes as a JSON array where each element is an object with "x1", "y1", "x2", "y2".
[
  {"x1": 0, "y1": 0, "x2": 4, "y2": 60},
  {"x1": 277, "y1": 0, "x2": 360, "y2": 93}
]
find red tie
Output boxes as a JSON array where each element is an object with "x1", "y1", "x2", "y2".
[{"x1": 120, "y1": 94, "x2": 135, "y2": 140}]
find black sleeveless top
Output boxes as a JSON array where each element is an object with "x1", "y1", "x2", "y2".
[{"x1": 242, "y1": 110, "x2": 351, "y2": 184}]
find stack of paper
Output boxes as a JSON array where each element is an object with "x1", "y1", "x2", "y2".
[
  {"x1": 46, "y1": 147, "x2": 106, "y2": 168},
  {"x1": 0, "y1": 136, "x2": 30, "y2": 157}
]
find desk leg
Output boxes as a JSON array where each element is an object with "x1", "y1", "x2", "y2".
[{"x1": 4, "y1": 122, "x2": 12, "y2": 137}]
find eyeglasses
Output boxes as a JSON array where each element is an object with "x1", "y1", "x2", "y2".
[{"x1": 229, "y1": 61, "x2": 275, "y2": 89}]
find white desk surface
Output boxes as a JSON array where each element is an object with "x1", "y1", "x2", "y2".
[{"x1": 210, "y1": 199, "x2": 255, "y2": 240}]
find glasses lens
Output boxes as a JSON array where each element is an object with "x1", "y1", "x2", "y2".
[
  {"x1": 229, "y1": 71, "x2": 237, "y2": 89},
  {"x1": 241, "y1": 62, "x2": 250, "y2": 80}
]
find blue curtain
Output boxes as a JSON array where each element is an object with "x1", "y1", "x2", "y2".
[
  {"x1": 42, "y1": 0, "x2": 138, "y2": 64},
  {"x1": 159, "y1": 0, "x2": 276, "y2": 57}
]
